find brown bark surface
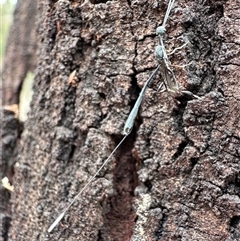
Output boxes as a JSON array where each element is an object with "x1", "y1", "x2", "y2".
[
  {"x1": 0, "y1": 109, "x2": 22, "y2": 241},
  {"x1": 4, "y1": 0, "x2": 240, "y2": 241},
  {"x1": 2, "y1": 0, "x2": 37, "y2": 105},
  {"x1": 1, "y1": 1, "x2": 37, "y2": 240}
]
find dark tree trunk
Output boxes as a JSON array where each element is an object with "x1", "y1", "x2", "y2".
[
  {"x1": 2, "y1": 0, "x2": 37, "y2": 105},
  {"x1": 1, "y1": 0, "x2": 37, "y2": 240},
  {"x1": 2, "y1": 0, "x2": 240, "y2": 241}
]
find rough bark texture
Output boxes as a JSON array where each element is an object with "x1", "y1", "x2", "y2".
[
  {"x1": 4, "y1": 0, "x2": 240, "y2": 241},
  {"x1": 1, "y1": 1, "x2": 37, "y2": 240},
  {"x1": 0, "y1": 109, "x2": 23, "y2": 241}
]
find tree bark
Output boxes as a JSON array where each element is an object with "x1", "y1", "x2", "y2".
[
  {"x1": 1, "y1": 1, "x2": 37, "y2": 240},
  {"x1": 2, "y1": 0, "x2": 37, "y2": 105},
  {"x1": 3, "y1": 0, "x2": 240, "y2": 240}
]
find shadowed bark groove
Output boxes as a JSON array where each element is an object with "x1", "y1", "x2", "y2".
[
  {"x1": 3, "y1": 0, "x2": 239, "y2": 241},
  {"x1": 103, "y1": 133, "x2": 138, "y2": 240}
]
